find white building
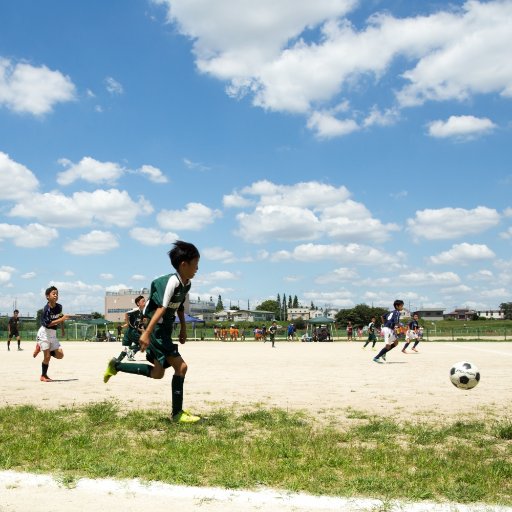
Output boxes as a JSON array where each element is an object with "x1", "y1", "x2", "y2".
[
  {"x1": 475, "y1": 309, "x2": 504, "y2": 320},
  {"x1": 104, "y1": 288, "x2": 150, "y2": 322}
]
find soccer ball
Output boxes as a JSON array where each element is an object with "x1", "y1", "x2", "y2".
[{"x1": 449, "y1": 361, "x2": 480, "y2": 390}]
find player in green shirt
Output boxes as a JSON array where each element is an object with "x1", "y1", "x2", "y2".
[
  {"x1": 103, "y1": 241, "x2": 201, "y2": 423},
  {"x1": 115, "y1": 295, "x2": 145, "y2": 362}
]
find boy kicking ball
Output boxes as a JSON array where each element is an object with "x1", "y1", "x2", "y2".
[{"x1": 104, "y1": 241, "x2": 201, "y2": 423}]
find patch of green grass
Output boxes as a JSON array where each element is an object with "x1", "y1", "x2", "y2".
[{"x1": 0, "y1": 403, "x2": 511, "y2": 506}]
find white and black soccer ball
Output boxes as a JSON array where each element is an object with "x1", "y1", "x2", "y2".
[{"x1": 450, "y1": 361, "x2": 480, "y2": 390}]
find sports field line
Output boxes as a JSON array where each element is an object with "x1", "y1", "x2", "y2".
[
  {"x1": 1, "y1": 471, "x2": 510, "y2": 512},
  {"x1": 445, "y1": 343, "x2": 512, "y2": 357}
]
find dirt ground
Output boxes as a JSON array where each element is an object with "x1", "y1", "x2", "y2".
[{"x1": 1, "y1": 340, "x2": 511, "y2": 512}]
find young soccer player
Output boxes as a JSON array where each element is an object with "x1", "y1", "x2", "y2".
[
  {"x1": 103, "y1": 241, "x2": 201, "y2": 423},
  {"x1": 362, "y1": 316, "x2": 377, "y2": 350},
  {"x1": 116, "y1": 295, "x2": 146, "y2": 362},
  {"x1": 402, "y1": 312, "x2": 420, "y2": 353},
  {"x1": 33, "y1": 286, "x2": 70, "y2": 381},
  {"x1": 268, "y1": 321, "x2": 277, "y2": 348},
  {"x1": 7, "y1": 309, "x2": 22, "y2": 351},
  {"x1": 373, "y1": 299, "x2": 404, "y2": 364}
]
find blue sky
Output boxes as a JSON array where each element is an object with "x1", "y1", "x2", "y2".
[{"x1": 1, "y1": 0, "x2": 511, "y2": 317}]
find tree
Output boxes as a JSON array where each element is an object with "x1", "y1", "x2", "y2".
[
  {"x1": 293, "y1": 295, "x2": 299, "y2": 308},
  {"x1": 91, "y1": 311, "x2": 103, "y2": 319},
  {"x1": 277, "y1": 293, "x2": 281, "y2": 320},
  {"x1": 335, "y1": 304, "x2": 388, "y2": 327},
  {"x1": 216, "y1": 295, "x2": 224, "y2": 311},
  {"x1": 499, "y1": 302, "x2": 512, "y2": 320},
  {"x1": 255, "y1": 299, "x2": 280, "y2": 318},
  {"x1": 288, "y1": 295, "x2": 292, "y2": 308}
]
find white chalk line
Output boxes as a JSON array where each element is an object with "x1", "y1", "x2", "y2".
[
  {"x1": 444, "y1": 343, "x2": 512, "y2": 357},
  {"x1": 1, "y1": 470, "x2": 511, "y2": 512}
]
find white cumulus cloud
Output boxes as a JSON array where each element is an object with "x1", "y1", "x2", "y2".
[
  {"x1": 10, "y1": 189, "x2": 153, "y2": 228},
  {"x1": 0, "y1": 223, "x2": 58, "y2": 247},
  {"x1": 57, "y1": 157, "x2": 126, "y2": 185},
  {"x1": 0, "y1": 152, "x2": 39, "y2": 200},
  {"x1": 0, "y1": 58, "x2": 76, "y2": 115},
  {"x1": 138, "y1": 164, "x2": 168, "y2": 183},
  {"x1": 64, "y1": 230, "x2": 119, "y2": 255},
  {"x1": 154, "y1": 1, "x2": 512, "y2": 138},
  {"x1": 157, "y1": 202, "x2": 222, "y2": 231},
  {"x1": 429, "y1": 243, "x2": 495, "y2": 265},
  {"x1": 129, "y1": 227, "x2": 178, "y2": 246},
  {"x1": 427, "y1": 115, "x2": 496, "y2": 139},
  {"x1": 407, "y1": 206, "x2": 500, "y2": 240}
]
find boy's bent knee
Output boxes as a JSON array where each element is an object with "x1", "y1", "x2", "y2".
[{"x1": 151, "y1": 368, "x2": 165, "y2": 379}]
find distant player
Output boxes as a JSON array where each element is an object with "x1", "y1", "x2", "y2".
[
  {"x1": 362, "y1": 316, "x2": 377, "y2": 350},
  {"x1": 402, "y1": 312, "x2": 420, "y2": 353},
  {"x1": 7, "y1": 309, "x2": 22, "y2": 351},
  {"x1": 33, "y1": 286, "x2": 70, "y2": 381},
  {"x1": 116, "y1": 295, "x2": 146, "y2": 362},
  {"x1": 373, "y1": 299, "x2": 404, "y2": 364},
  {"x1": 103, "y1": 241, "x2": 201, "y2": 423},
  {"x1": 268, "y1": 321, "x2": 278, "y2": 348}
]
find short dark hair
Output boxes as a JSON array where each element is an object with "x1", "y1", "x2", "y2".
[
  {"x1": 168, "y1": 241, "x2": 200, "y2": 271},
  {"x1": 134, "y1": 295, "x2": 144, "y2": 305},
  {"x1": 393, "y1": 299, "x2": 404, "y2": 309},
  {"x1": 45, "y1": 286, "x2": 58, "y2": 297},
  {"x1": 13, "y1": 309, "x2": 19, "y2": 314}
]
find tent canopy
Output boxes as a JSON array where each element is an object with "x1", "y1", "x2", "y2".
[
  {"x1": 306, "y1": 316, "x2": 335, "y2": 324},
  {"x1": 174, "y1": 313, "x2": 205, "y2": 324}
]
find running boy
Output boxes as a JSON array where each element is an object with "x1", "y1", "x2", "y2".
[
  {"x1": 373, "y1": 299, "x2": 404, "y2": 364},
  {"x1": 103, "y1": 241, "x2": 201, "y2": 423},
  {"x1": 33, "y1": 286, "x2": 70, "y2": 381},
  {"x1": 7, "y1": 309, "x2": 22, "y2": 351},
  {"x1": 362, "y1": 316, "x2": 377, "y2": 350},
  {"x1": 116, "y1": 295, "x2": 146, "y2": 362},
  {"x1": 402, "y1": 312, "x2": 420, "y2": 353}
]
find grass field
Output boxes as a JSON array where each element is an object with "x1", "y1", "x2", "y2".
[{"x1": 1, "y1": 340, "x2": 511, "y2": 510}]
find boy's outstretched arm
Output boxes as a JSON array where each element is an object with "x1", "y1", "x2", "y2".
[{"x1": 177, "y1": 309, "x2": 187, "y2": 344}]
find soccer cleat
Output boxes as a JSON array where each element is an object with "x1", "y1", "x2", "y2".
[
  {"x1": 381, "y1": 353, "x2": 387, "y2": 362},
  {"x1": 18, "y1": 347, "x2": 23, "y2": 351},
  {"x1": 402, "y1": 349, "x2": 408, "y2": 354},
  {"x1": 412, "y1": 348, "x2": 419, "y2": 352},
  {"x1": 33, "y1": 343, "x2": 41, "y2": 358},
  {"x1": 373, "y1": 357, "x2": 383, "y2": 364},
  {"x1": 40, "y1": 375, "x2": 53, "y2": 382},
  {"x1": 172, "y1": 410, "x2": 201, "y2": 423},
  {"x1": 103, "y1": 358, "x2": 118, "y2": 383},
  {"x1": 372, "y1": 347, "x2": 377, "y2": 351}
]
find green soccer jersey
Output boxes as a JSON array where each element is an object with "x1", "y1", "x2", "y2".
[
  {"x1": 127, "y1": 307, "x2": 144, "y2": 330},
  {"x1": 144, "y1": 272, "x2": 191, "y2": 337}
]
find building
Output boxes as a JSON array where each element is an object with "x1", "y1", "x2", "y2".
[
  {"x1": 444, "y1": 308, "x2": 476, "y2": 321},
  {"x1": 414, "y1": 308, "x2": 445, "y2": 322},
  {"x1": 475, "y1": 309, "x2": 504, "y2": 320},
  {"x1": 188, "y1": 298, "x2": 216, "y2": 322},
  {"x1": 104, "y1": 288, "x2": 150, "y2": 322},
  {"x1": 287, "y1": 307, "x2": 313, "y2": 320}
]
